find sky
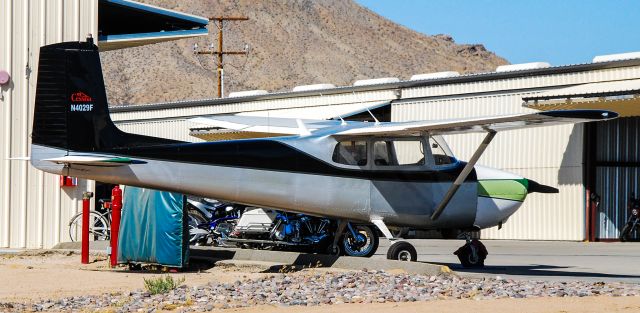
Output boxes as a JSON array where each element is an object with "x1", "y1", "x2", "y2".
[{"x1": 355, "y1": 0, "x2": 640, "y2": 66}]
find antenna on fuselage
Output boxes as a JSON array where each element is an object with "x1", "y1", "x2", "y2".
[
  {"x1": 367, "y1": 109, "x2": 380, "y2": 125},
  {"x1": 337, "y1": 115, "x2": 347, "y2": 126}
]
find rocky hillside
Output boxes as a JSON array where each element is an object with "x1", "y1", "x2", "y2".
[{"x1": 101, "y1": 0, "x2": 508, "y2": 105}]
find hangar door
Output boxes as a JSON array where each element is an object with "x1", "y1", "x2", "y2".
[{"x1": 591, "y1": 117, "x2": 640, "y2": 240}]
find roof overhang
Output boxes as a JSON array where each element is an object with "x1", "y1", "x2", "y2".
[
  {"x1": 189, "y1": 101, "x2": 391, "y2": 141},
  {"x1": 523, "y1": 79, "x2": 640, "y2": 117},
  {"x1": 98, "y1": 0, "x2": 208, "y2": 51}
]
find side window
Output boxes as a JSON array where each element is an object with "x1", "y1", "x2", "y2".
[
  {"x1": 373, "y1": 141, "x2": 391, "y2": 166},
  {"x1": 332, "y1": 141, "x2": 367, "y2": 166},
  {"x1": 429, "y1": 136, "x2": 455, "y2": 165},
  {"x1": 373, "y1": 139, "x2": 424, "y2": 166}
]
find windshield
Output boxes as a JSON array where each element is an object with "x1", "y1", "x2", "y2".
[{"x1": 429, "y1": 135, "x2": 457, "y2": 165}]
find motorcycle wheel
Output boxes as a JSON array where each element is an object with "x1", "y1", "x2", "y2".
[
  {"x1": 620, "y1": 223, "x2": 633, "y2": 242},
  {"x1": 187, "y1": 210, "x2": 208, "y2": 246},
  {"x1": 341, "y1": 225, "x2": 379, "y2": 258}
]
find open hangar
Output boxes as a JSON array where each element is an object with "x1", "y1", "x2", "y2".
[
  {"x1": 110, "y1": 58, "x2": 640, "y2": 242},
  {"x1": 0, "y1": 2, "x2": 639, "y2": 250}
]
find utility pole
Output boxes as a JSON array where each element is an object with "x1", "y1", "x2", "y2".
[{"x1": 194, "y1": 16, "x2": 249, "y2": 98}]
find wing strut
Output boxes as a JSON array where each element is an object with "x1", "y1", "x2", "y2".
[{"x1": 431, "y1": 131, "x2": 496, "y2": 221}]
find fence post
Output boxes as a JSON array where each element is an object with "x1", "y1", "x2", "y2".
[
  {"x1": 81, "y1": 191, "x2": 93, "y2": 264},
  {"x1": 110, "y1": 185, "x2": 123, "y2": 267}
]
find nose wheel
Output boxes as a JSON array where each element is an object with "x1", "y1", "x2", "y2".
[{"x1": 454, "y1": 236, "x2": 487, "y2": 268}]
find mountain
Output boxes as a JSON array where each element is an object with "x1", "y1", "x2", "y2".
[{"x1": 100, "y1": 0, "x2": 508, "y2": 105}]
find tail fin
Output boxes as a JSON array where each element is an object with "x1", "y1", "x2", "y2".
[{"x1": 32, "y1": 40, "x2": 178, "y2": 153}]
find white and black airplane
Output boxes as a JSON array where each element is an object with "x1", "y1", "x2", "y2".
[{"x1": 30, "y1": 41, "x2": 617, "y2": 266}]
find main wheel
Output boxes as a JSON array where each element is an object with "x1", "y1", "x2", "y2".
[
  {"x1": 620, "y1": 223, "x2": 633, "y2": 242},
  {"x1": 68, "y1": 211, "x2": 110, "y2": 242},
  {"x1": 341, "y1": 224, "x2": 379, "y2": 257},
  {"x1": 386, "y1": 241, "x2": 417, "y2": 262}
]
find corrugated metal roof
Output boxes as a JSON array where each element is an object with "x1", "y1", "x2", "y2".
[
  {"x1": 111, "y1": 58, "x2": 640, "y2": 113},
  {"x1": 523, "y1": 79, "x2": 640, "y2": 101},
  {"x1": 523, "y1": 79, "x2": 640, "y2": 117}
]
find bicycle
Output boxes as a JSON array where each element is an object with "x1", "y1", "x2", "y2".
[{"x1": 68, "y1": 199, "x2": 112, "y2": 242}]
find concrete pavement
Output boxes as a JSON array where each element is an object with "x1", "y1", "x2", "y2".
[{"x1": 374, "y1": 239, "x2": 640, "y2": 283}]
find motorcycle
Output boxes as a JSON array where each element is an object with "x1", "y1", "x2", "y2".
[
  {"x1": 225, "y1": 208, "x2": 379, "y2": 257},
  {"x1": 186, "y1": 198, "x2": 379, "y2": 257},
  {"x1": 620, "y1": 193, "x2": 640, "y2": 242},
  {"x1": 186, "y1": 198, "x2": 244, "y2": 246}
]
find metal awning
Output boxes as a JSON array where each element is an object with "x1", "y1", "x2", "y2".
[
  {"x1": 189, "y1": 101, "x2": 391, "y2": 141},
  {"x1": 523, "y1": 79, "x2": 640, "y2": 117},
  {"x1": 98, "y1": 0, "x2": 208, "y2": 51}
]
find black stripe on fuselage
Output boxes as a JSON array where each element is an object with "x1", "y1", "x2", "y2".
[{"x1": 104, "y1": 139, "x2": 476, "y2": 182}]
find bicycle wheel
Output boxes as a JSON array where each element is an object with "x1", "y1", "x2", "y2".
[{"x1": 68, "y1": 211, "x2": 110, "y2": 242}]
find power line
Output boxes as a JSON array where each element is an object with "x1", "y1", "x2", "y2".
[{"x1": 194, "y1": 16, "x2": 249, "y2": 98}]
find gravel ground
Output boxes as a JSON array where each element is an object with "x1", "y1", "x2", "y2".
[{"x1": 2, "y1": 270, "x2": 639, "y2": 312}]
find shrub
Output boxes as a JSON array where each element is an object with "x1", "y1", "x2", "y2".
[{"x1": 143, "y1": 275, "x2": 185, "y2": 295}]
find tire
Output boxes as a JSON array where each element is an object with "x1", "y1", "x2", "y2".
[
  {"x1": 188, "y1": 209, "x2": 207, "y2": 224},
  {"x1": 386, "y1": 241, "x2": 417, "y2": 262},
  {"x1": 620, "y1": 223, "x2": 633, "y2": 242},
  {"x1": 68, "y1": 211, "x2": 110, "y2": 242},
  {"x1": 187, "y1": 210, "x2": 209, "y2": 245},
  {"x1": 454, "y1": 241, "x2": 487, "y2": 268},
  {"x1": 341, "y1": 224, "x2": 379, "y2": 258}
]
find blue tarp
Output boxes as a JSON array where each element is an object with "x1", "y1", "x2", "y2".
[{"x1": 118, "y1": 187, "x2": 189, "y2": 268}]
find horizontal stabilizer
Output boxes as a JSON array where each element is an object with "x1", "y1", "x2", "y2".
[{"x1": 43, "y1": 155, "x2": 144, "y2": 167}]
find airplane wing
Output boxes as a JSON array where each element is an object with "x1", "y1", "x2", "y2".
[
  {"x1": 333, "y1": 110, "x2": 618, "y2": 137},
  {"x1": 189, "y1": 115, "x2": 345, "y2": 136},
  {"x1": 43, "y1": 156, "x2": 144, "y2": 167}
]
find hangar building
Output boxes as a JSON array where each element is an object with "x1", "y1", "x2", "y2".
[
  {"x1": 0, "y1": 0, "x2": 208, "y2": 248},
  {"x1": 1, "y1": 1, "x2": 639, "y2": 248},
  {"x1": 110, "y1": 58, "x2": 640, "y2": 242}
]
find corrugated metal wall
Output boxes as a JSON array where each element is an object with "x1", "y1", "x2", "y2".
[
  {"x1": 111, "y1": 91, "x2": 398, "y2": 122},
  {"x1": 117, "y1": 119, "x2": 204, "y2": 142},
  {"x1": 111, "y1": 64, "x2": 640, "y2": 242},
  {"x1": 0, "y1": 0, "x2": 98, "y2": 248},
  {"x1": 594, "y1": 117, "x2": 640, "y2": 239},
  {"x1": 393, "y1": 96, "x2": 585, "y2": 240},
  {"x1": 2, "y1": 0, "x2": 639, "y2": 247},
  {"x1": 114, "y1": 101, "x2": 394, "y2": 141}
]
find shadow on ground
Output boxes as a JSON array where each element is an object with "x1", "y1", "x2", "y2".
[{"x1": 434, "y1": 262, "x2": 640, "y2": 280}]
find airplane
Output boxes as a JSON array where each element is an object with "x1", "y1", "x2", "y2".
[{"x1": 30, "y1": 40, "x2": 618, "y2": 267}]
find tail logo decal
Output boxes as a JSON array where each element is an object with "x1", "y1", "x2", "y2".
[
  {"x1": 70, "y1": 91, "x2": 94, "y2": 112},
  {"x1": 70, "y1": 92, "x2": 92, "y2": 102}
]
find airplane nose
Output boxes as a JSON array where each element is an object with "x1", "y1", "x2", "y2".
[{"x1": 473, "y1": 166, "x2": 528, "y2": 229}]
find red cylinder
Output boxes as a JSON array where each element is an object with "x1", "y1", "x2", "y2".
[
  {"x1": 81, "y1": 191, "x2": 93, "y2": 264},
  {"x1": 110, "y1": 185, "x2": 123, "y2": 267}
]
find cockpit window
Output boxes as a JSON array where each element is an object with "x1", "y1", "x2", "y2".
[
  {"x1": 373, "y1": 139, "x2": 424, "y2": 166},
  {"x1": 429, "y1": 135, "x2": 456, "y2": 165},
  {"x1": 332, "y1": 140, "x2": 367, "y2": 166}
]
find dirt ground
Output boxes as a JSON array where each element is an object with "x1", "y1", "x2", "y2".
[{"x1": 1, "y1": 251, "x2": 639, "y2": 313}]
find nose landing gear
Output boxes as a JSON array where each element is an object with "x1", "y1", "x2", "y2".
[{"x1": 454, "y1": 233, "x2": 487, "y2": 268}]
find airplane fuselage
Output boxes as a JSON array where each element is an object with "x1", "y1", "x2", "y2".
[{"x1": 32, "y1": 133, "x2": 526, "y2": 231}]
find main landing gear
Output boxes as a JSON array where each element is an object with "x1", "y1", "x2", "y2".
[
  {"x1": 387, "y1": 241, "x2": 418, "y2": 261},
  {"x1": 372, "y1": 219, "x2": 419, "y2": 262}
]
